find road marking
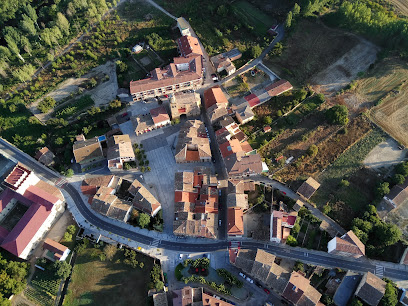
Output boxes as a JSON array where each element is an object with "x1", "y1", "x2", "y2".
[
  {"x1": 304, "y1": 252, "x2": 309, "y2": 257},
  {"x1": 264, "y1": 244, "x2": 269, "y2": 249},
  {"x1": 375, "y1": 265, "x2": 384, "y2": 277},
  {"x1": 55, "y1": 178, "x2": 68, "y2": 187},
  {"x1": 150, "y1": 238, "x2": 161, "y2": 247}
]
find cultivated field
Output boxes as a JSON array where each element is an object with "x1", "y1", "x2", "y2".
[
  {"x1": 264, "y1": 20, "x2": 359, "y2": 85},
  {"x1": 370, "y1": 80, "x2": 408, "y2": 147},
  {"x1": 390, "y1": 0, "x2": 408, "y2": 16}
]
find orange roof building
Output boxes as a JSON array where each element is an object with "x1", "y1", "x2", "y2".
[
  {"x1": 227, "y1": 207, "x2": 244, "y2": 237},
  {"x1": 43, "y1": 238, "x2": 70, "y2": 261},
  {"x1": 203, "y1": 86, "x2": 228, "y2": 109},
  {"x1": 328, "y1": 230, "x2": 365, "y2": 258},
  {"x1": 265, "y1": 79, "x2": 293, "y2": 97}
]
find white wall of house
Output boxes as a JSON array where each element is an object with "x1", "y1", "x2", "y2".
[
  {"x1": 151, "y1": 206, "x2": 161, "y2": 217},
  {"x1": 16, "y1": 172, "x2": 40, "y2": 195},
  {"x1": 327, "y1": 237, "x2": 337, "y2": 254},
  {"x1": 59, "y1": 249, "x2": 70, "y2": 261}
]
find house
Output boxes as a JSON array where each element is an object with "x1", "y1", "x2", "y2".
[
  {"x1": 265, "y1": 79, "x2": 293, "y2": 98},
  {"x1": 170, "y1": 92, "x2": 201, "y2": 120},
  {"x1": 245, "y1": 93, "x2": 261, "y2": 108},
  {"x1": 150, "y1": 106, "x2": 170, "y2": 128},
  {"x1": 173, "y1": 168, "x2": 219, "y2": 239},
  {"x1": 175, "y1": 120, "x2": 211, "y2": 163},
  {"x1": 224, "y1": 151, "x2": 265, "y2": 179},
  {"x1": 177, "y1": 17, "x2": 191, "y2": 36},
  {"x1": 0, "y1": 162, "x2": 65, "y2": 259},
  {"x1": 80, "y1": 175, "x2": 119, "y2": 197},
  {"x1": 153, "y1": 292, "x2": 168, "y2": 306},
  {"x1": 42, "y1": 238, "x2": 70, "y2": 261},
  {"x1": 130, "y1": 55, "x2": 203, "y2": 102},
  {"x1": 210, "y1": 49, "x2": 241, "y2": 76},
  {"x1": 219, "y1": 116, "x2": 240, "y2": 135},
  {"x1": 172, "y1": 286, "x2": 234, "y2": 306},
  {"x1": 233, "y1": 249, "x2": 294, "y2": 294},
  {"x1": 117, "y1": 88, "x2": 131, "y2": 102},
  {"x1": 203, "y1": 86, "x2": 228, "y2": 109},
  {"x1": 328, "y1": 230, "x2": 365, "y2": 258},
  {"x1": 235, "y1": 103, "x2": 254, "y2": 124},
  {"x1": 227, "y1": 207, "x2": 244, "y2": 237},
  {"x1": 383, "y1": 176, "x2": 408, "y2": 209},
  {"x1": 355, "y1": 272, "x2": 386, "y2": 306},
  {"x1": 227, "y1": 193, "x2": 248, "y2": 209},
  {"x1": 264, "y1": 126, "x2": 271, "y2": 133},
  {"x1": 228, "y1": 179, "x2": 256, "y2": 194},
  {"x1": 207, "y1": 103, "x2": 228, "y2": 124},
  {"x1": 35, "y1": 147, "x2": 55, "y2": 166},
  {"x1": 210, "y1": 54, "x2": 236, "y2": 76},
  {"x1": 128, "y1": 179, "x2": 161, "y2": 217},
  {"x1": 270, "y1": 210, "x2": 297, "y2": 243},
  {"x1": 73, "y1": 136, "x2": 104, "y2": 168},
  {"x1": 297, "y1": 177, "x2": 321, "y2": 199},
  {"x1": 176, "y1": 36, "x2": 203, "y2": 57},
  {"x1": 134, "y1": 114, "x2": 155, "y2": 135},
  {"x1": 293, "y1": 199, "x2": 305, "y2": 212},
  {"x1": 282, "y1": 271, "x2": 322, "y2": 305},
  {"x1": 333, "y1": 271, "x2": 362, "y2": 306},
  {"x1": 107, "y1": 135, "x2": 135, "y2": 170}
]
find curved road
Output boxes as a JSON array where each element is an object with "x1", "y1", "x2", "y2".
[{"x1": 1, "y1": 138, "x2": 408, "y2": 280}]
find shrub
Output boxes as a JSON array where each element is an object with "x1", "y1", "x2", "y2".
[
  {"x1": 286, "y1": 235, "x2": 298, "y2": 246},
  {"x1": 340, "y1": 179, "x2": 350, "y2": 187},
  {"x1": 376, "y1": 182, "x2": 390, "y2": 198},
  {"x1": 38, "y1": 97, "x2": 57, "y2": 113},
  {"x1": 392, "y1": 174, "x2": 405, "y2": 185},
  {"x1": 307, "y1": 144, "x2": 318, "y2": 157},
  {"x1": 325, "y1": 105, "x2": 349, "y2": 125}
]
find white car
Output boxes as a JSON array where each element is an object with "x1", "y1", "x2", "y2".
[
  {"x1": 179, "y1": 254, "x2": 184, "y2": 259},
  {"x1": 239, "y1": 272, "x2": 246, "y2": 278},
  {"x1": 246, "y1": 277, "x2": 254, "y2": 283},
  {"x1": 219, "y1": 219, "x2": 222, "y2": 226}
]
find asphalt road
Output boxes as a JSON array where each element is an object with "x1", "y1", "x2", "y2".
[{"x1": 2, "y1": 138, "x2": 408, "y2": 280}]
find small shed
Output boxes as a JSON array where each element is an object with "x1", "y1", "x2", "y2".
[{"x1": 132, "y1": 44, "x2": 143, "y2": 53}]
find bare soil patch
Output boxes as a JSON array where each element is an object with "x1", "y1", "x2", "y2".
[
  {"x1": 390, "y1": 0, "x2": 408, "y2": 16},
  {"x1": 363, "y1": 137, "x2": 408, "y2": 171},
  {"x1": 264, "y1": 20, "x2": 359, "y2": 85},
  {"x1": 312, "y1": 39, "x2": 380, "y2": 94}
]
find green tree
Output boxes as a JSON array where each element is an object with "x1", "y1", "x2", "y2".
[
  {"x1": 12, "y1": 64, "x2": 35, "y2": 82},
  {"x1": 376, "y1": 182, "x2": 390, "y2": 197},
  {"x1": 392, "y1": 173, "x2": 405, "y2": 185},
  {"x1": 24, "y1": 4, "x2": 39, "y2": 28},
  {"x1": 56, "y1": 13, "x2": 70, "y2": 36},
  {"x1": 116, "y1": 60, "x2": 128, "y2": 73},
  {"x1": 340, "y1": 179, "x2": 350, "y2": 187},
  {"x1": 63, "y1": 232, "x2": 72, "y2": 242},
  {"x1": 20, "y1": 14, "x2": 37, "y2": 36},
  {"x1": 286, "y1": 11, "x2": 293, "y2": 28},
  {"x1": 286, "y1": 235, "x2": 298, "y2": 246},
  {"x1": 325, "y1": 105, "x2": 349, "y2": 125},
  {"x1": 65, "y1": 168, "x2": 74, "y2": 177},
  {"x1": 5, "y1": 34, "x2": 24, "y2": 62},
  {"x1": 138, "y1": 213, "x2": 150, "y2": 228},
  {"x1": 155, "y1": 280, "x2": 164, "y2": 291},
  {"x1": 250, "y1": 44, "x2": 262, "y2": 58},
  {"x1": 395, "y1": 161, "x2": 408, "y2": 176},
  {"x1": 293, "y1": 3, "x2": 301, "y2": 15},
  {"x1": 67, "y1": 225, "x2": 77, "y2": 235},
  {"x1": 350, "y1": 298, "x2": 363, "y2": 306},
  {"x1": 264, "y1": 116, "x2": 272, "y2": 125},
  {"x1": 380, "y1": 280, "x2": 398, "y2": 306},
  {"x1": 374, "y1": 222, "x2": 401, "y2": 247},
  {"x1": 307, "y1": 144, "x2": 318, "y2": 157},
  {"x1": 38, "y1": 97, "x2": 56, "y2": 113},
  {"x1": 53, "y1": 261, "x2": 72, "y2": 279}
]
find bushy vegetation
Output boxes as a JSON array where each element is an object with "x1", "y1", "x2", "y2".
[
  {"x1": 38, "y1": 97, "x2": 57, "y2": 113},
  {"x1": 0, "y1": 253, "x2": 29, "y2": 304},
  {"x1": 182, "y1": 275, "x2": 231, "y2": 295},
  {"x1": 55, "y1": 95, "x2": 94, "y2": 119},
  {"x1": 351, "y1": 205, "x2": 401, "y2": 256},
  {"x1": 216, "y1": 269, "x2": 243, "y2": 288},
  {"x1": 325, "y1": 105, "x2": 349, "y2": 125}
]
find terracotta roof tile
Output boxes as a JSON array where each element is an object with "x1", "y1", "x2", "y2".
[{"x1": 265, "y1": 79, "x2": 293, "y2": 97}]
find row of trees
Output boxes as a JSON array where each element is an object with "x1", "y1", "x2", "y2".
[{"x1": 0, "y1": 254, "x2": 29, "y2": 304}]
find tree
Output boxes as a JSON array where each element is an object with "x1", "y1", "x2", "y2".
[
  {"x1": 38, "y1": 97, "x2": 56, "y2": 113},
  {"x1": 53, "y1": 261, "x2": 72, "y2": 279},
  {"x1": 374, "y1": 222, "x2": 401, "y2": 247},
  {"x1": 66, "y1": 225, "x2": 77, "y2": 235},
  {"x1": 376, "y1": 182, "x2": 390, "y2": 197},
  {"x1": 138, "y1": 213, "x2": 150, "y2": 228},
  {"x1": 65, "y1": 169, "x2": 74, "y2": 177},
  {"x1": 24, "y1": 4, "x2": 39, "y2": 28},
  {"x1": 380, "y1": 280, "x2": 398, "y2": 306},
  {"x1": 20, "y1": 14, "x2": 37, "y2": 36},
  {"x1": 350, "y1": 298, "x2": 363, "y2": 306},
  {"x1": 395, "y1": 161, "x2": 408, "y2": 176},
  {"x1": 56, "y1": 13, "x2": 70, "y2": 36},
  {"x1": 250, "y1": 44, "x2": 262, "y2": 58},
  {"x1": 4, "y1": 34, "x2": 24, "y2": 62},
  {"x1": 325, "y1": 105, "x2": 349, "y2": 125},
  {"x1": 286, "y1": 235, "x2": 298, "y2": 246},
  {"x1": 286, "y1": 11, "x2": 293, "y2": 28},
  {"x1": 307, "y1": 144, "x2": 318, "y2": 157},
  {"x1": 264, "y1": 116, "x2": 272, "y2": 125},
  {"x1": 392, "y1": 173, "x2": 405, "y2": 185},
  {"x1": 63, "y1": 232, "x2": 72, "y2": 242},
  {"x1": 340, "y1": 179, "x2": 350, "y2": 187},
  {"x1": 12, "y1": 64, "x2": 35, "y2": 83},
  {"x1": 103, "y1": 244, "x2": 117, "y2": 261},
  {"x1": 116, "y1": 60, "x2": 128, "y2": 73},
  {"x1": 293, "y1": 3, "x2": 301, "y2": 15},
  {"x1": 155, "y1": 280, "x2": 164, "y2": 291}
]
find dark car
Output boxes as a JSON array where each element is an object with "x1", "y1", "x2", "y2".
[{"x1": 212, "y1": 157, "x2": 216, "y2": 163}]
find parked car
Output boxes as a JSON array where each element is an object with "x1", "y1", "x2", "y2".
[
  {"x1": 203, "y1": 253, "x2": 211, "y2": 260},
  {"x1": 212, "y1": 157, "x2": 216, "y2": 163},
  {"x1": 239, "y1": 272, "x2": 246, "y2": 278},
  {"x1": 179, "y1": 254, "x2": 184, "y2": 259},
  {"x1": 121, "y1": 112, "x2": 128, "y2": 117},
  {"x1": 219, "y1": 219, "x2": 222, "y2": 226},
  {"x1": 246, "y1": 277, "x2": 254, "y2": 283},
  {"x1": 263, "y1": 288, "x2": 270, "y2": 294}
]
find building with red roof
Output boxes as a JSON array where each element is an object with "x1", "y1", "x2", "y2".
[
  {"x1": 150, "y1": 106, "x2": 170, "y2": 128},
  {"x1": 43, "y1": 238, "x2": 70, "y2": 261},
  {"x1": 265, "y1": 79, "x2": 293, "y2": 98},
  {"x1": 0, "y1": 162, "x2": 64, "y2": 259},
  {"x1": 245, "y1": 93, "x2": 261, "y2": 108},
  {"x1": 270, "y1": 210, "x2": 297, "y2": 244}
]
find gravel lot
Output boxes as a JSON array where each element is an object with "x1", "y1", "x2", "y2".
[{"x1": 363, "y1": 137, "x2": 407, "y2": 171}]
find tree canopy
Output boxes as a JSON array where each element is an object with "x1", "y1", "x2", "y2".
[
  {"x1": 0, "y1": 253, "x2": 29, "y2": 301},
  {"x1": 325, "y1": 105, "x2": 349, "y2": 125}
]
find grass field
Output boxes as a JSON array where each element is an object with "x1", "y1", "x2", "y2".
[
  {"x1": 64, "y1": 247, "x2": 154, "y2": 306},
  {"x1": 311, "y1": 128, "x2": 386, "y2": 227},
  {"x1": 232, "y1": 1, "x2": 276, "y2": 35},
  {"x1": 264, "y1": 19, "x2": 359, "y2": 85}
]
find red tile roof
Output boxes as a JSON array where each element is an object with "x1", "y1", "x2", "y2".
[
  {"x1": 219, "y1": 139, "x2": 243, "y2": 158},
  {"x1": 204, "y1": 86, "x2": 228, "y2": 109},
  {"x1": 150, "y1": 106, "x2": 170, "y2": 125},
  {"x1": 174, "y1": 191, "x2": 198, "y2": 203},
  {"x1": 1, "y1": 204, "x2": 51, "y2": 257},
  {"x1": 245, "y1": 93, "x2": 260, "y2": 108},
  {"x1": 185, "y1": 150, "x2": 200, "y2": 162},
  {"x1": 0, "y1": 189, "x2": 14, "y2": 214},
  {"x1": 227, "y1": 207, "x2": 244, "y2": 236},
  {"x1": 265, "y1": 79, "x2": 293, "y2": 97},
  {"x1": 24, "y1": 185, "x2": 59, "y2": 210},
  {"x1": 176, "y1": 36, "x2": 203, "y2": 57},
  {"x1": 43, "y1": 238, "x2": 68, "y2": 255},
  {"x1": 216, "y1": 127, "x2": 228, "y2": 137}
]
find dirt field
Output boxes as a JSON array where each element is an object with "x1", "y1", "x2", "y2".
[
  {"x1": 370, "y1": 81, "x2": 408, "y2": 147},
  {"x1": 31, "y1": 61, "x2": 118, "y2": 123},
  {"x1": 312, "y1": 39, "x2": 380, "y2": 94},
  {"x1": 264, "y1": 20, "x2": 359, "y2": 85},
  {"x1": 363, "y1": 137, "x2": 408, "y2": 171}
]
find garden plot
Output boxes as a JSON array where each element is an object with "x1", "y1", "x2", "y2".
[{"x1": 312, "y1": 39, "x2": 380, "y2": 94}]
